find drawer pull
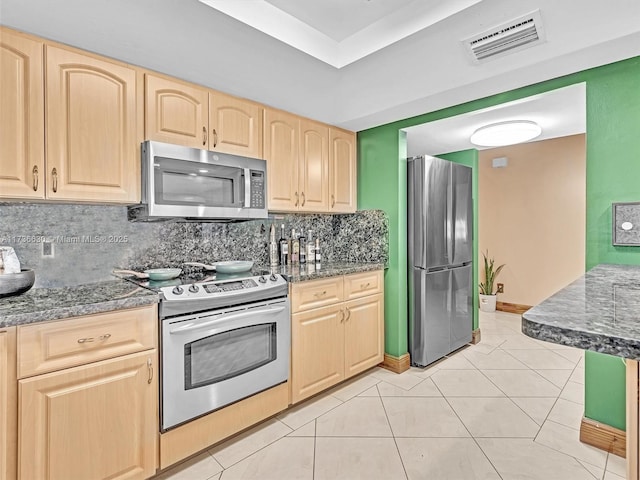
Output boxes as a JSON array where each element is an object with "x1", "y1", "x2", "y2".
[
  {"x1": 301, "y1": 192, "x2": 306, "y2": 207},
  {"x1": 314, "y1": 290, "x2": 327, "y2": 298},
  {"x1": 361, "y1": 282, "x2": 371, "y2": 289},
  {"x1": 77, "y1": 333, "x2": 111, "y2": 344},
  {"x1": 202, "y1": 126, "x2": 208, "y2": 146},
  {"x1": 32, "y1": 165, "x2": 39, "y2": 191},
  {"x1": 295, "y1": 192, "x2": 299, "y2": 207},
  {"x1": 52, "y1": 167, "x2": 58, "y2": 193},
  {"x1": 340, "y1": 309, "x2": 345, "y2": 323},
  {"x1": 147, "y1": 358, "x2": 154, "y2": 384},
  {"x1": 345, "y1": 307, "x2": 351, "y2": 321}
]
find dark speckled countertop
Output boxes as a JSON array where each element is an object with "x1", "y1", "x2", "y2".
[
  {"x1": 263, "y1": 261, "x2": 386, "y2": 283},
  {"x1": 0, "y1": 279, "x2": 159, "y2": 328},
  {"x1": 522, "y1": 264, "x2": 640, "y2": 360}
]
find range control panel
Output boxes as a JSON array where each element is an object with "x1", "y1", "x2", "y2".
[{"x1": 160, "y1": 274, "x2": 285, "y2": 301}]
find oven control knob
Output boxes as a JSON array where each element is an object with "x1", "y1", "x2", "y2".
[
  {"x1": 258, "y1": 275, "x2": 267, "y2": 283},
  {"x1": 188, "y1": 284, "x2": 199, "y2": 293},
  {"x1": 172, "y1": 286, "x2": 184, "y2": 295},
  {"x1": 269, "y1": 274, "x2": 278, "y2": 282}
]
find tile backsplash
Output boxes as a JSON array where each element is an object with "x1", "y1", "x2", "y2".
[{"x1": 0, "y1": 204, "x2": 388, "y2": 287}]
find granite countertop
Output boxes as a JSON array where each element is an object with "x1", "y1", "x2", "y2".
[
  {"x1": 0, "y1": 279, "x2": 159, "y2": 328},
  {"x1": 262, "y1": 261, "x2": 386, "y2": 283},
  {"x1": 522, "y1": 264, "x2": 640, "y2": 360}
]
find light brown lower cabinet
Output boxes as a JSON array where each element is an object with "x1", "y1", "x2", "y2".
[
  {"x1": 0, "y1": 328, "x2": 17, "y2": 480},
  {"x1": 290, "y1": 271, "x2": 384, "y2": 404},
  {"x1": 627, "y1": 359, "x2": 639, "y2": 480},
  {"x1": 19, "y1": 349, "x2": 158, "y2": 480}
]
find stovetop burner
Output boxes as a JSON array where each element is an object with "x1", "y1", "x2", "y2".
[{"x1": 123, "y1": 270, "x2": 263, "y2": 292}]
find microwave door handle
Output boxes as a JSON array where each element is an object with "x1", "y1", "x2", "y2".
[
  {"x1": 244, "y1": 168, "x2": 251, "y2": 208},
  {"x1": 169, "y1": 306, "x2": 286, "y2": 335}
]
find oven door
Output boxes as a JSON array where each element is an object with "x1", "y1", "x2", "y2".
[{"x1": 161, "y1": 298, "x2": 290, "y2": 431}]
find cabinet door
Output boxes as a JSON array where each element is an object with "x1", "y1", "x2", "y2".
[
  {"x1": 0, "y1": 328, "x2": 17, "y2": 480},
  {"x1": 291, "y1": 305, "x2": 344, "y2": 403},
  {"x1": 210, "y1": 92, "x2": 263, "y2": 158},
  {"x1": 0, "y1": 29, "x2": 44, "y2": 199},
  {"x1": 46, "y1": 46, "x2": 140, "y2": 203},
  {"x1": 299, "y1": 119, "x2": 329, "y2": 212},
  {"x1": 19, "y1": 350, "x2": 158, "y2": 480},
  {"x1": 344, "y1": 294, "x2": 384, "y2": 378},
  {"x1": 145, "y1": 73, "x2": 208, "y2": 148},
  {"x1": 329, "y1": 128, "x2": 357, "y2": 213},
  {"x1": 263, "y1": 109, "x2": 299, "y2": 211}
]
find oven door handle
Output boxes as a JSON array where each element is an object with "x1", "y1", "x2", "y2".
[
  {"x1": 169, "y1": 306, "x2": 286, "y2": 335},
  {"x1": 244, "y1": 168, "x2": 251, "y2": 208}
]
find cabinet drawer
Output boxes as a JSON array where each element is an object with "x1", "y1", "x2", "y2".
[
  {"x1": 291, "y1": 277, "x2": 343, "y2": 313},
  {"x1": 17, "y1": 305, "x2": 157, "y2": 378},
  {"x1": 344, "y1": 270, "x2": 383, "y2": 300}
]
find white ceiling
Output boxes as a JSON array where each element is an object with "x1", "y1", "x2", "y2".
[
  {"x1": 1, "y1": 0, "x2": 639, "y2": 132},
  {"x1": 405, "y1": 83, "x2": 586, "y2": 157}
]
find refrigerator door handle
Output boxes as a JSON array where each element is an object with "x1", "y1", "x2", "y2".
[{"x1": 446, "y1": 168, "x2": 453, "y2": 263}]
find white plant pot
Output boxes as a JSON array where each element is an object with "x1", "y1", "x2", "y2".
[{"x1": 479, "y1": 294, "x2": 497, "y2": 312}]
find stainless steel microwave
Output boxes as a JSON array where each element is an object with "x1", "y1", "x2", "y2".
[{"x1": 128, "y1": 141, "x2": 267, "y2": 222}]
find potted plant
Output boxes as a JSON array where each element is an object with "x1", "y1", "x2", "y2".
[{"x1": 479, "y1": 251, "x2": 505, "y2": 313}]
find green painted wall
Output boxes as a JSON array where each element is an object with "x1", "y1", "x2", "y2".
[
  {"x1": 439, "y1": 150, "x2": 479, "y2": 331},
  {"x1": 358, "y1": 55, "x2": 640, "y2": 429}
]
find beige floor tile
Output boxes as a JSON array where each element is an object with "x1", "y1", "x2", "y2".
[
  {"x1": 407, "y1": 365, "x2": 441, "y2": 379},
  {"x1": 435, "y1": 353, "x2": 477, "y2": 370},
  {"x1": 314, "y1": 437, "x2": 406, "y2": 480},
  {"x1": 560, "y1": 381, "x2": 585, "y2": 404},
  {"x1": 382, "y1": 397, "x2": 470, "y2": 437},
  {"x1": 549, "y1": 347, "x2": 586, "y2": 363},
  {"x1": 577, "y1": 459, "x2": 605, "y2": 479},
  {"x1": 467, "y1": 340, "x2": 501, "y2": 354},
  {"x1": 327, "y1": 373, "x2": 380, "y2": 402},
  {"x1": 499, "y1": 335, "x2": 550, "y2": 350},
  {"x1": 606, "y1": 453, "x2": 627, "y2": 476},
  {"x1": 570, "y1": 367, "x2": 585, "y2": 385},
  {"x1": 535, "y1": 420, "x2": 608, "y2": 468},
  {"x1": 377, "y1": 378, "x2": 442, "y2": 397},
  {"x1": 316, "y1": 396, "x2": 392, "y2": 437},
  {"x1": 156, "y1": 452, "x2": 223, "y2": 480},
  {"x1": 448, "y1": 397, "x2": 540, "y2": 437},
  {"x1": 210, "y1": 475, "x2": 222, "y2": 480},
  {"x1": 219, "y1": 437, "x2": 314, "y2": 480},
  {"x1": 358, "y1": 385, "x2": 380, "y2": 396},
  {"x1": 209, "y1": 419, "x2": 292, "y2": 469},
  {"x1": 547, "y1": 398, "x2": 584, "y2": 431},
  {"x1": 431, "y1": 369, "x2": 504, "y2": 397},
  {"x1": 482, "y1": 369, "x2": 561, "y2": 397},
  {"x1": 511, "y1": 397, "x2": 557, "y2": 425},
  {"x1": 604, "y1": 472, "x2": 625, "y2": 480},
  {"x1": 504, "y1": 349, "x2": 578, "y2": 369},
  {"x1": 478, "y1": 438, "x2": 597, "y2": 480},
  {"x1": 276, "y1": 393, "x2": 342, "y2": 430},
  {"x1": 463, "y1": 348, "x2": 529, "y2": 369},
  {"x1": 287, "y1": 420, "x2": 315, "y2": 437},
  {"x1": 370, "y1": 367, "x2": 424, "y2": 390},
  {"x1": 536, "y1": 369, "x2": 573, "y2": 387},
  {"x1": 396, "y1": 437, "x2": 500, "y2": 480}
]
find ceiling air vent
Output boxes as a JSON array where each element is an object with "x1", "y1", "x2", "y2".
[{"x1": 463, "y1": 10, "x2": 546, "y2": 64}]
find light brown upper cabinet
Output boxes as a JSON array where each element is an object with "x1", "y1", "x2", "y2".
[
  {"x1": 146, "y1": 74, "x2": 263, "y2": 157},
  {"x1": 329, "y1": 128, "x2": 357, "y2": 213},
  {"x1": 264, "y1": 109, "x2": 299, "y2": 210},
  {"x1": 0, "y1": 29, "x2": 45, "y2": 199},
  {"x1": 299, "y1": 119, "x2": 330, "y2": 212},
  {"x1": 145, "y1": 74, "x2": 209, "y2": 148},
  {"x1": 46, "y1": 46, "x2": 140, "y2": 203}
]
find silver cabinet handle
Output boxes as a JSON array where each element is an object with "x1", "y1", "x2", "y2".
[
  {"x1": 77, "y1": 337, "x2": 94, "y2": 344},
  {"x1": 345, "y1": 307, "x2": 351, "y2": 321},
  {"x1": 301, "y1": 192, "x2": 306, "y2": 207},
  {"x1": 99, "y1": 334, "x2": 112, "y2": 341},
  {"x1": 212, "y1": 128, "x2": 218, "y2": 147},
  {"x1": 32, "y1": 165, "x2": 39, "y2": 191},
  {"x1": 294, "y1": 192, "x2": 299, "y2": 207},
  {"x1": 361, "y1": 282, "x2": 371, "y2": 289},
  {"x1": 340, "y1": 309, "x2": 345, "y2": 323},
  {"x1": 147, "y1": 358, "x2": 153, "y2": 384},
  {"x1": 331, "y1": 194, "x2": 335, "y2": 208},
  {"x1": 77, "y1": 333, "x2": 111, "y2": 344},
  {"x1": 314, "y1": 290, "x2": 327, "y2": 298},
  {"x1": 51, "y1": 168, "x2": 58, "y2": 193},
  {"x1": 202, "y1": 126, "x2": 207, "y2": 146}
]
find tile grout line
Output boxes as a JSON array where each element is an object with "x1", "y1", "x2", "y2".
[{"x1": 377, "y1": 391, "x2": 410, "y2": 480}]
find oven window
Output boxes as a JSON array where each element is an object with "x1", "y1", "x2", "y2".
[{"x1": 184, "y1": 323, "x2": 277, "y2": 390}]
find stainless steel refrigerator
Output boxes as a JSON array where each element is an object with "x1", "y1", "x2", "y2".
[{"x1": 408, "y1": 155, "x2": 473, "y2": 367}]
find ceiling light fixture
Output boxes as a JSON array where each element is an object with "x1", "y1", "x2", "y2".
[{"x1": 470, "y1": 120, "x2": 542, "y2": 147}]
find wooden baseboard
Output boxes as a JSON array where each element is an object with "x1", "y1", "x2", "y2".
[
  {"x1": 380, "y1": 353, "x2": 410, "y2": 374},
  {"x1": 496, "y1": 301, "x2": 533, "y2": 315},
  {"x1": 471, "y1": 329, "x2": 481, "y2": 344},
  {"x1": 580, "y1": 416, "x2": 626, "y2": 458}
]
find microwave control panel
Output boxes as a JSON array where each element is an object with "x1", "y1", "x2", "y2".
[{"x1": 249, "y1": 170, "x2": 265, "y2": 209}]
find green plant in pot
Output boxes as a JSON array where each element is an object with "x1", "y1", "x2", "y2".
[{"x1": 479, "y1": 251, "x2": 505, "y2": 313}]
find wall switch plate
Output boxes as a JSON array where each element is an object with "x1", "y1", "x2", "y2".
[
  {"x1": 497, "y1": 283, "x2": 504, "y2": 293},
  {"x1": 42, "y1": 241, "x2": 54, "y2": 257}
]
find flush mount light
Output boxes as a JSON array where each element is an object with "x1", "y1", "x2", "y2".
[{"x1": 470, "y1": 120, "x2": 542, "y2": 147}]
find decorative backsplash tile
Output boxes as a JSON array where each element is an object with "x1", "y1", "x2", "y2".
[{"x1": 0, "y1": 204, "x2": 388, "y2": 287}]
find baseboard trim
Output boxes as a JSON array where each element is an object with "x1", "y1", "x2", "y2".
[
  {"x1": 380, "y1": 353, "x2": 411, "y2": 374},
  {"x1": 496, "y1": 301, "x2": 533, "y2": 315},
  {"x1": 471, "y1": 329, "x2": 481, "y2": 344},
  {"x1": 580, "y1": 416, "x2": 626, "y2": 458}
]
